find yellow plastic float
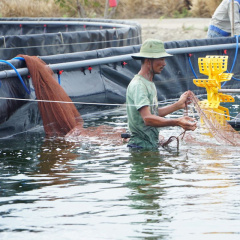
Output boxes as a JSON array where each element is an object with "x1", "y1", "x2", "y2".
[{"x1": 193, "y1": 55, "x2": 234, "y2": 125}]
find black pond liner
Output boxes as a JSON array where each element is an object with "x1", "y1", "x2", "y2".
[
  {"x1": 0, "y1": 18, "x2": 240, "y2": 137},
  {"x1": 0, "y1": 17, "x2": 142, "y2": 59}
]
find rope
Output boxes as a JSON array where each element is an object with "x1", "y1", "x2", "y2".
[
  {"x1": 160, "y1": 130, "x2": 186, "y2": 150},
  {"x1": 0, "y1": 96, "x2": 183, "y2": 107},
  {"x1": 0, "y1": 96, "x2": 122, "y2": 106},
  {"x1": 58, "y1": 32, "x2": 64, "y2": 44},
  {"x1": 1, "y1": 95, "x2": 238, "y2": 121},
  {"x1": 0, "y1": 35, "x2": 141, "y2": 51},
  {"x1": 160, "y1": 101, "x2": 188, "y2": 150},
  {"x1": 1, "y1": 36, "x2": 6, "y2": 48}
]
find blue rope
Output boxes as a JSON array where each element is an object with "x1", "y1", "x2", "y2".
[
  {"x1": 230, "y1": 35, "x2": 239, "y2": 73},
  {"x1": 188, "y1": 56, "x2": 198, "y2": 79},
  {"x1": 0, "y1": 57, "x2": 30, "y2": 94},
  {"x1": 58, "y1": 74, "x2": 61, "y2": 85},
  {"x1": 230, "y1": 75, "x2": 240, "y2": 81},
  {"x1": 57, "y1": 71, "x2": 61, "y2": 85},
  {"x1": 187, "y1": 35, "x2": 240, "y2": 87},
  {"x1": 222, "y1": 35, "x2": 240, "y2": 87},
  {"x1": 14, "y1": 56, "x2": 62, "y2": 85}
]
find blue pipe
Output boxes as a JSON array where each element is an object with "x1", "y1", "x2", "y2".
[
  {"x1": 14, "y1": 56, "x2": 62, "y2": 85},
  {"x1": 186, "y1": 35, "x2": 240, "y2": 86},
  {"x1": 0, "y1": 58, "x2": 30, "y2": 94},
  {"x1": 12, "y1": 57, "x2": 25, "y2": 61},
  {"x1": 222, "y1": 35, "x2": 240, "y2": 87}
]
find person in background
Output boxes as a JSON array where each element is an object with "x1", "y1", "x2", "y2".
[
  {"x1": 126, "y1": 38, "x2": 197, "y2": 150},
  {"x1": 207, "y1": 0, "x2": 240, "y2": 38}
]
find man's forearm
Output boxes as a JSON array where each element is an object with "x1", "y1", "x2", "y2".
[
  {"x1": 158, "y1": 102, "x2": 181, "y2": 117},
  {"x1": 143, "y1": 114, "x2": 179, "y2": 127}
]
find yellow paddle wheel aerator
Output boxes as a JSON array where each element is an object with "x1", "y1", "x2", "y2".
[{"x1": 193, "y1": 55, "x2": 234, "y2": 125}]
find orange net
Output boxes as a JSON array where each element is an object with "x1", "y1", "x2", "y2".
[
  {"x1": 19, "y1": 55, "x2": 83, "y2": 137},
  {"x1": 20, "y1": 55, "x2": 124, "y2": 144},
  {"x1": 159, "y1": 91, "x2": 240, "y2": 149},
  {"x1": 20, "y1": 55, "x2": 240, "y2": 147},
  {"x1": 188, "y1": 91, "x2": 240, "y2": 146}
]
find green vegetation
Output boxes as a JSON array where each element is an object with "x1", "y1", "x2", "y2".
[
  {"x1": 182, "y1": 24, "x2": 195, "y2": 31},
  {"x1": 173, "y1": 8, "x2": 191, "y2": 18},
  {"x1": 0, "y1": 0, "x2": 222, "y2": 19}
]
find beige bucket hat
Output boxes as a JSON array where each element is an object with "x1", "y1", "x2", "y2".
[{"x1": 132, "y1": 38, "x2": 173, "y2": 59}]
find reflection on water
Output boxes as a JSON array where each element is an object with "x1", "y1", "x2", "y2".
[{"x1": 1, "y1": 106, "x2": 240, "y2": 240}]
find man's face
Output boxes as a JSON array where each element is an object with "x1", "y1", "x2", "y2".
[{"x1": 151, "y1": 58, "x2": 166, "y2": 74}]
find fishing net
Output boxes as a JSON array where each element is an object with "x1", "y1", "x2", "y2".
[
  {"x1": 159, "y1": 91, "x2": 240, "y2": 149},
  {"x1": 19, "y1": 54, "x2": 83, "y2": 137},
  {"x1": 187, "y1": 91, "x2": 240, "y2": 146},
  {"x1": 20, "y1": 55, "x2": 124, "y2": 144},
  {"x1": 20, "y1": 55, "x2": 240, "y2": 147}
]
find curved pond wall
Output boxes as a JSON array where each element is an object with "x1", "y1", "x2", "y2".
[
  {"x1": 1, "y1": 18, "x2": 240, "y2": 137},
  {"x1": 0, "y1": 17, "x2": 142, "y2": 60}
]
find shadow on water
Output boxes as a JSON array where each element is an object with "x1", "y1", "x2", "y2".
[
  {"x1": 0, "y1": 133, "x2": 80, "y2": 199},
  {"x1": 0, "y1": 133, "x2": 44, "y2": 198},
  {"x1": 37, "y1": 138, "x2": 78, "y2": 175},
  {"x1": 126, "y1": 150, "x2": 172, "y2": 239},
  {"x1": 124, "y1": 142, "x2": 240, "y2": 239},
  {"x1": 2, "y1": 102, "x2": 240, "y2": 239}
]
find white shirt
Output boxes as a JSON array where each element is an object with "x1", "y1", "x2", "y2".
[{"x1": 210, "y1": 0, "x2": 240, "y2": 35}]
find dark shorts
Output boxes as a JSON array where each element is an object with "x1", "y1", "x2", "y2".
[{"x1": 127, "y1": 144, "x2": 143, "y2": 149}]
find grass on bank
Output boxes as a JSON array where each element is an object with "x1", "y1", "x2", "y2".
[
  {"x1": 0, "y1": 0, "x2": 222, "y2": 19},
  {"x1": 0, "y1": 0, "x2": 62, "y2": 18}
]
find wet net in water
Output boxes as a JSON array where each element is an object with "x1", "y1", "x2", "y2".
[
  {"x1": 20, "y1": 55, "x2": 124, "y2": 144},
  {"x1": 20, "y1": 55, "x2": 240, "y2": 148},
  {"x1": 187, "y1": 91, "x2": 240, "y2": 146},
  {"x1": 20, "y1": 54, "x2": 83, "y2": 137}
]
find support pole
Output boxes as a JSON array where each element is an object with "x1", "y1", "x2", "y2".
[
  {"x1": 231, "y1": 0, "x2": 235, "y2": 37},
  {"x1": 1, "y1": 42, "x2": 240, "y2": 79},
  {"x1": 218, "y1": 89, "x2": 240, "y2": 93},
  {"x1": 104, "y1": 0, "x2": 109, "y2": 19}
]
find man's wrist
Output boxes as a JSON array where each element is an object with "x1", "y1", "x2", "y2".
[{"x1": 173, "y1": 101, "x2": 182, "y2": 111}]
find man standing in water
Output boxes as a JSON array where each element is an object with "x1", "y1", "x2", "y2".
[{"x1": 126, "y1": 38, "x2": 197, "y2": 149}]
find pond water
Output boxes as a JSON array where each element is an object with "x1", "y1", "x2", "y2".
[{"x1": 1, "y1": 99, "x2": 240, "y2": 240}]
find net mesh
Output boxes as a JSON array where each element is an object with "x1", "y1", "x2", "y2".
[
  {"x1": 20, "y1": 55, "x2": 240, "y2": 147},
  {"x1": 188, "y1": 91, "x2": 240, "y2": 146},
  {"x1": 19, "y1": 54, "x2": 83, "y2": 137},
  {"x1": 20, "y1": 55, "x2": 124, "y2": 144}
]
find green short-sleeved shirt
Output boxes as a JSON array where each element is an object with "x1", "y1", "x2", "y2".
[{"x1": 126, "y1": 74, "x2": 160, "y2": 149}]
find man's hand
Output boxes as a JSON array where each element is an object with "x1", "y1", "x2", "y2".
[
  {"x1": 177, "y1": 116, "x2": 197, "y2": 131},
  {"x1": 177, "y1": 91, "x2": 193, "y2": 110}
]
